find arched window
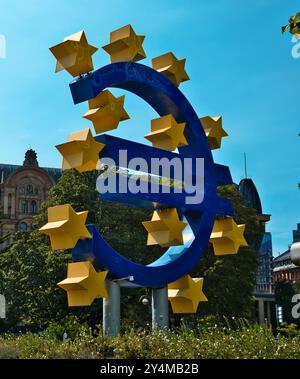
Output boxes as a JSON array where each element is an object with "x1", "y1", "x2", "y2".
[
  {"x1": 19, "y1": 222, "x2": 27, "y2": 231},
  {"x1": 26, "y1": 185, "x2": 33, "y2": 194},
  {"x1": 21, "y1": 200, "x2": 28, "y2": 214},
  {"x1": 8, "y1": 194, "x2": 12, "y2": 217},
  {"x1": 31, "y1": 200, "x2": 37, "y2": 214}
]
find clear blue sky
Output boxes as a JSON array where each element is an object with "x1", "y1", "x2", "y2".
[{"x1": 0, "y1": 0, "x2": 299, "y2": 255}]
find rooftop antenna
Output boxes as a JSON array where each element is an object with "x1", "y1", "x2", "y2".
[{"x1": 244, "y1": 152, "x2": 248, "y2": 179}]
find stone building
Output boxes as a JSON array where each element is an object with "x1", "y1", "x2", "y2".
[{"x1": 0, "y1": 150, "x2": 61, "y2": 248}]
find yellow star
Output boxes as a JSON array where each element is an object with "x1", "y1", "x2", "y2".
[
  {"x1": 152, "y1": 52, "x2": 189, "y2": 87},
  {"x1": 144, "y1": 114, "x2": 188, "y2": 151},
  {"x1": 83, "y1": 90, "x2": 130, "y2": 134},
  {"x1": 39, "y1": 204, "x2": 91, "y2": 250},
  {"x1": 209, "y1": 218, "x2": 248, "y2": 256},
  {"x1": 142, "y1": 208, "x2": 187, "y2": 247},
  {"x1": 168, "y1": 275, "x2": 208, "y2": 314},
  {"x1": 200, "y1": 116, "x2": 228, "y2": 150},
  {"x1": 56, "y1": 128, "x2": 105, "y2": 173},
  {"x1": 102, "y1": 24, "x2": 146, "y2": 62},
  {"x1": 49, "y1": 31, "x2": 98, "y2": 77},
  {"x1": 58, "y1": 261, "x2": 108, "y2": 307}
]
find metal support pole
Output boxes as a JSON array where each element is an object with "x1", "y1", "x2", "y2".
[
  {"x1": 152, "y1": 286, "x2": 169, "y2": 332},
  {"x1": 258, "y1": 299, "x2": 265, "y2": 325},
  {"x1": 103, "y1": 280, "x2": 120, "y2": 336},
  {"x1": 266, "y1": 301, "x2": 271, "y2": 324}
]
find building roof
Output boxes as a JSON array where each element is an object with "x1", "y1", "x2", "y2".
[
  {"x1": 238, "y1": 178, "x2": 263, "y2": 214},
  {"x1": 273, "y1": 224, "x2": 300, "y2": 264},
  {"x1": 0, "y1": 163, "x2": 61, "y2": 183},
  {"x1": 273, "y1": 249, "x2": 291, "y2": 263},
  {"x1": 0, "y1": 150, "x2": 62, "y2": 184},
  {"x1": 272, "y1": 248, "x2": 300, "y2": 272},
  {"x1": 238, "y1": 178, "x2": 271, "y2": 224}
]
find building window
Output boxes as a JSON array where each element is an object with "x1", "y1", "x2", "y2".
[
  {"x1": 26, "y1": 185, "x2": 33, "y2": 194},
  {"x1": 19, "y1": 222, "x2": 27, "y2": 231},
  {"x1": 31, "y1": 200, "x2": 37, "y2": 214},
  {"x1": 7, "y1": 194, "x2": 12, "y2": 216},
  {"x1": 21, "y1": 200, "x2": 28, "y2": 214}
]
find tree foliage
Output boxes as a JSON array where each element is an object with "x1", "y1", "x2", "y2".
[
  {"x1": 0, "y1": 171, "x2": 262, "y2": 330},
  {"x1": 0, "y1": 207, "x2": 10, "y2": 245},
  {"x1": 275, "y1": 280, "x2": 299, "y2": 325},
  {"x1": 193, "y1": 185, "x2": 262, "y2": 319}
]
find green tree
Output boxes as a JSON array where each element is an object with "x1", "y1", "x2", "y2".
[
  {"x1": 0, "y1": 231, "x2": 69, "y2": 330},
  {"x1": 0, "y1": 227, "x2": 10, "y2": 245},
  {"x1": 275, "y1": 280, "x2": 296, "y2": 325},
  {"x1": 0, "y1": 171, "x2": 262, "y2": 330},
  {"x1": 0, "y1": 207, "x2": 10, "y2": 245},
  {"x1": 282, "y1": 12, "x2": 300, "y2": 37},
  {"x1": 190, "y1": 185, "x2": 261, "y2": 320}
]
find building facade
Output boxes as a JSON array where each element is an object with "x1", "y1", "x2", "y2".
[
  {"x1": 256, "y1": 232, "x2": 274, "y2": 293},
  {"x1": 238, "y1": 178, "x2": 275, "y2": 324},
  {"x1": 273, "y1": 224, "x2": 300, "y2": 283},
  {"x1": 238, "y1": 178, "x2": 273, "y2": 292},
  {"x1": 0, "y1": 150, "x2": 61, "y2": 248}
]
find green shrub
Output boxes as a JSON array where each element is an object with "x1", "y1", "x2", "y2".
[
  {"x1": 278, "y1": 322, "x2": 300, "y2": 338},
  {"x1": 0, "y1": 343, "x2": 19, "y2": 359},
  {"x1": 1, "y1": 322, "x2": 300, "y2": 359},
  {"x1": 41, "y1": 315, "x2": 87, "y2": 341}
]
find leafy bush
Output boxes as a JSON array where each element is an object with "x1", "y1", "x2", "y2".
[
  {"x1": 1, "y1": 322, "x2": 300, "y2": 359},
  {"x1": 41, "y1": 315, "x2": 88, "y2": 341},
  {"x1": 278, "y1": 322, "x2": 300, "y2": 338},
  {"x1": 0, "y1": 343, "x2": 18, "y2": 359}
]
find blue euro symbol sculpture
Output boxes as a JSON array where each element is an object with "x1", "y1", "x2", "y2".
[{"x1": 70, "y1": 62, "x2": 233, "y2": 288}]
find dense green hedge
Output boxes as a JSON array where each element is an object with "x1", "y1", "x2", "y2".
[{"x1": 1, "y1": 323, "x2": 300, "y2": 359}]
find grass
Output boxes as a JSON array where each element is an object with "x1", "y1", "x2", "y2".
[{"x1": 1, "y1": 322, "x2": 300, "y2": 359}]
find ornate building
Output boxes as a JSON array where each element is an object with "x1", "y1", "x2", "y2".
[{"x1": 0, "y1": 150, "x2": 61, "y2": 248}]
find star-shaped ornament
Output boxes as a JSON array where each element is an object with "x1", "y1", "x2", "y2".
[
  {"x1": 83, "y1": 90, "x2": 130, "y2": 134},
  {"x1": 102, "y1": 24, "x2": 146, "y2": 62},
  {"x1": 58, "y1": 261, "x2": 108, "y2": 306},
  {"x1": 142, "y1": 208, "x2": 187, "y2": 247},
  {"x1": 49, "y1": 31, "x2": 98, "y2": 77},
  {"x1": 200, "y1": 116, "x2": 228, "y2": 150},
  {"x1": 152, "y1": 52, "x2": 189, "y2": 86},
  {"x1": 144, "y1": 114, "x2": 188, "y2": 151},
  {"x1": 168, "y1": 275, "x2": 208, "y2": 314},
  {"x1": 39, "y1": 204, "x2": 91, "y2": 250},
  {"x1": 209, "y1": 217, "x2": 248, "y2": 256},
  {"x1": 56, "y1": 128, "x2": 105, "y2": 173}
]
